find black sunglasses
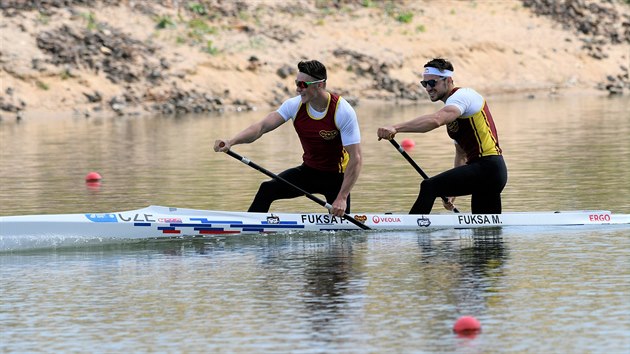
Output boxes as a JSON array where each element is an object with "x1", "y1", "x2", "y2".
[
  {"x1": 295, "y1": 79, "x2": 325, "y2": 89},
  {"x1": 420, "y1": 77, "x2": 447, "y2": 88}
]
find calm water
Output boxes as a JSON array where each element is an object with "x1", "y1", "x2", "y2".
[{"x1": 1, "y1": 95, "x2": 629, "y2": 353}]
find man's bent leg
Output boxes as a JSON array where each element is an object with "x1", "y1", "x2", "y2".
[
  {"x1": 409, "y1": 178, "x2": 438, "y2": 214},
  {"x1": 471, "y1": 193, "x2": 502, "y2": 214},
  {"x1": 320, "y1": 172, "x2": 349, "y2": 213},
  {"x1": 471, "y1": 156, "x2": 507, "y2": 214},
  {"x1": 409, "y1": 164, "x2": 483, "y2": 214},
  {"x1": 247, "y1": 166, "x2": 306, "y2": 212}
]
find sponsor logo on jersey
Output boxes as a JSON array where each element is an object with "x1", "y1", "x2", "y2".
[{"x1": 319, "y1": 130, "x2": 339, "y2": 140}]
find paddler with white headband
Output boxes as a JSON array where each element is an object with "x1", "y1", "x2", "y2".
[{"x1": 377, "y1": 58, "x2": 508, "y2": 214}]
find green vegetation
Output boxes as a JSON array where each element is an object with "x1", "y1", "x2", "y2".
[
  {"x1": 37, "y1": 12, "x2": 50, "y2": 25},
  {"x1": 415, "y1": 24, "x2": 426, "y2": 33},
  {"x1": 251, "y1": 7, "x2": 265, "y2": 27},
  {"x1": 247, "y1": 36, "x2": 265, "y2": 50},
  {"x1": 60, "y1": 69, "x2": 72, "y2": 80},
  {"x1": 35, "y1": 80, "x2": 49, "y2": 90},
  {"x1": 187, "y1": 2, "x2": 206, "y2": 16},
  {"x1": 203, "y1": 40, "x2": 219, "y2": 55},
  {"x1": 155, "y1": 15, "x2": 176, "y2": 29},
  {"x1": 380, "y1": 2, "x2": 415, "y2": 24},
  {"x1": 362, "y1": 0, "x2": 376, "y2": 7},
  {"x1": 80, "y1": 12, "x2": 98, "y2": 31},
  {"x1": 187, "y1": 18, "x2": 216, "y2": 43},
  {"x1": 319, "y1": 7, "x2": 334, "y2": 16},
  {"x1": 237, "y1": 9, "x2": 251, "y2": 21},
  {"x1": 153, "y1": 11, "x2": 220, "y2": 55},
  {"x1": 396, "y1": 11, "x2": 414, "y2": 23}
]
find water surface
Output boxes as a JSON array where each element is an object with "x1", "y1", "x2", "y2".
[{"x1": 1, "y1": 95, "x2": 629, "y2": 353}]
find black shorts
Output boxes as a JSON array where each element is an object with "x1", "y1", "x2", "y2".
[
  {"x1": 248, "y1": 164, "x2": 348, "y2": 213},
  {"x1": 410, "y1": 155, "x2": 507, "y2": 214}
]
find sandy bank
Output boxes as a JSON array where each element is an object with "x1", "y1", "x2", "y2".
[{"x1": 0, "y1": 0, "x2": 628, "y2": 120}]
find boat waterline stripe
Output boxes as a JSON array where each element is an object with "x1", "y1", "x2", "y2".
[
  {"x1": 199, "y1": 230, "x2": 241, "y2": 234},
  {"x1": 161, "y1": 230, "x2": 181, "y2": 234},
  {"x1": 231, "y1": 224, "x2": 304, "y2": 229},
  {"x1": 142, "y1": 223, "x2": 306, "y2": 234},
  {"x1": 164, "y1": 223, "x2": 303, "y2": 229},
  {"x1": 190, "y1": 218, "x2": 243, "y2": 224},
  {"x1": 262, "y1": 222, "x2": 298, "y2": 225}
]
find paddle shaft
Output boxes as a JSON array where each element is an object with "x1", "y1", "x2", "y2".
[
  {"x1": 224, "y1": 149, "x2": 370, "y2": 230},
  {"x1": 388, "y1": 139, "x2": 460, "y2": 213}
]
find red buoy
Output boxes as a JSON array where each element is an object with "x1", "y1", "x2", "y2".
[
  {"x1": 401, "y1": 138, "x2": 415, "y2": 150},
  {"x1": 453, "y1": 316, "x2": 481, "y2": 336},
  {"x1": 85, "y1": 171, "x2": 102, "y2": 182}
]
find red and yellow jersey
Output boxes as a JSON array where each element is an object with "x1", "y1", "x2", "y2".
[
  {"x1": 445, "y1": 87, "x2": 502, "y2": 162},
  {"x1": 293, "y1": 93, "x2": 349, "y2": 172}
]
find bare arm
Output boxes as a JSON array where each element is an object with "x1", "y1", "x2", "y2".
[
  {"x1": 330, "y1": 143, "x2": 362, "y2": 217},
  {"x1": 214, "y1": 112, "x2": 285, "y2": 152},
  {"x1": 377, "y1": 105, "x2": 461, "y2": 140}
]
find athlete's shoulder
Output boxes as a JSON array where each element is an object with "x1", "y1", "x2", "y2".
[
  {"x1": 451, "y1": 87, "x2": 483, "y2": 100},
  {"x1": 334, "y1": 96, "x2": 358, "y2": 120},
  {"x1": 447, "y1": 88, "x2": 484, "y2": 106},
  {"x1": 276, "y1": 95, "x2": 303, "y2": 120},
  {"x1": 335, "y1": 96, "x2": 356, "y2": 113}
]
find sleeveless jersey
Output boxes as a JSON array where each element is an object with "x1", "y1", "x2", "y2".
[
  {"x1": 445, "y1": 87, "x2": 502, "y2": 162},
  {"x1": 293, "y1": 93, "x2": 349, "y2": 172}
]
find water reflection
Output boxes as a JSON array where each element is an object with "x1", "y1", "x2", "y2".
[
  {"x1": 417, "y1": 229, "x2": 507, "y2": 321},
  {"x1": 3, "y1": 226, "x2": 629, "y2": 352},
  {"x1": 5, "y1": 229, "x2": 507, "y2": 339},
  {"x1": 295, "y1": 235, "x2": 364, "y2": 339}
]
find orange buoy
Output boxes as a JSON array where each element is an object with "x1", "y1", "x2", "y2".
[
  {"x1": 453, "y1": 316, "x2": 481, "y2": 336},
  {"x1": 400, "y1": 138, "x2": 415, "y2": 150},
  {"x1": 85, "y1": 171, "x2": 102, "y2": 182}
]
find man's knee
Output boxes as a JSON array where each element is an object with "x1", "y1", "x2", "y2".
[
  {"x1": 420, "y1": 178, "x2": 436, "y2": 194},
  {"x1": 258, "y1": 179, "x2": 279, "y2": 193}
]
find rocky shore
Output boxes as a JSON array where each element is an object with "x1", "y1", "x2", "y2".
[
  {"x1": 523, "y1": 0, "x2": 629, "y2": 93},
  {"x1": 1, "y1": 0, "x2": 628, "y2": 120}
]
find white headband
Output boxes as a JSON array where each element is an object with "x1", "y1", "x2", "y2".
[{"x1": 423, "y1": 67, "x2": 453, "y2": 77}]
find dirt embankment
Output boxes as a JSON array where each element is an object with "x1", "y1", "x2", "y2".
[{"x1": 0, "y1": 0, "x2": 628, "y2": 121}]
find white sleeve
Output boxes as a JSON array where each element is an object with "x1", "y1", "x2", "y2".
[
  {"x1": 335, "y1": 97, "x2": 361, "y2": 146},
  {"x1": 276, "y1": 95, "x2": 303, "y2": 121},
  {"x1": 445, "y1": 88, "x2": 484, "y2": 117}
]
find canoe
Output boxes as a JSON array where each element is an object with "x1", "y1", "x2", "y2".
[{"x1": 1, "y1": 205, "x2": 629, "y2": 251}]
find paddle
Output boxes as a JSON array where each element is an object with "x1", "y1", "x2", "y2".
[
  {"x1": 387, "y1": 138, "x2": 460, "y2": 213},
  {"x1": 223, "y1": 148, "x2": 371, "y2": 230}
]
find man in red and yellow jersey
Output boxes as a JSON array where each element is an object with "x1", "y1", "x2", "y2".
[
  {"x1": 377, "y1": 58, "x2": 507, "y2": 214},
  {"x1": 214, "y1": 60, "x2": 363, "y2": 217}
]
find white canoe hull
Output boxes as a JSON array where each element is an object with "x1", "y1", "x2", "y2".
[{"x1": 1, "y1": 205, "x2": 629, "y2": 250}]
